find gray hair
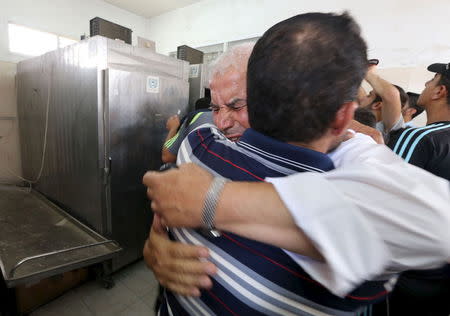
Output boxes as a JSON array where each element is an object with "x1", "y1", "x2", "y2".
[{"x1": 209, "y1": 42, "x2": 255, "y2": 82}]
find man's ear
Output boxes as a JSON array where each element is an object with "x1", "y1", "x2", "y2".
[
  {"x1": 331, "y1": 101, "x2": 357, "y2": 136},
  {"x1": 433, "y1": 84, "x2": 448, "y2": 101},
  {"x1": 405, "y1": 107, "x2": 417, "y2": 117},
  {"x1": 371, "y1": 101, "x2": 382, "y2": 110}
]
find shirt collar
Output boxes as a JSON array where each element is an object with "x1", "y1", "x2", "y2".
[{"x1": 239, "y1": 128, "x2": 335, "y2": 172}]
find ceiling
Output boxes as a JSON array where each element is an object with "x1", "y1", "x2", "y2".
[{"x1": 103, "y1": 0, "x2": 204, "y2": 18}]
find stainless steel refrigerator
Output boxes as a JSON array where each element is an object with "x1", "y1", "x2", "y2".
[{"x1": 16, "y1": 36, "x2": 190, "y2": 272}]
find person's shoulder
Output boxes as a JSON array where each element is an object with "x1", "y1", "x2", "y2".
[
  {"x1": 328, "y1": 132, "x2": 379, "y2": 167},
  {"x1": 425, "y1": 121, "x2": 450, "y2": 139},
  {"x1": 403, "y1": 122, "x2": 450, "y2": 147},
  {"x1": 387, "y1": 124, "x2": 441, "y2": 145},
  {"x1": 185, "y1": 124, "x2": 228, "y2": 147},
  {"x1": 387, "y1": 127, "x2": 410, "y2": 149},
  {"x1": 188, "y1": 109, "x2": 212, "y2": 122}
]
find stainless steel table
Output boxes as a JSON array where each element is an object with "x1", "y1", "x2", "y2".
[{"x1": 0, "y1": 185, "x2": 121, "y2": 288}]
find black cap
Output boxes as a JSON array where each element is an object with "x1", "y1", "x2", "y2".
[
  {"x1": 427, "y1": 63, "x2": 450, "y2": 78},
  {"x1": 406, "y1": 92, "x2": 420, "y2": 98}
]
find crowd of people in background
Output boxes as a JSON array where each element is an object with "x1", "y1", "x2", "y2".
[{"x1": 144, "y1": 11, "x2": 450, "y2": 316}]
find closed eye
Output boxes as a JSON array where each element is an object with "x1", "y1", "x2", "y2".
[{"x1": 209, "y1": 105, "x2": 220, "y2": 113}]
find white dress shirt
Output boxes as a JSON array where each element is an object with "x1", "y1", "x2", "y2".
[{"x1": 266, "y1": 133, "x2": 450, "y2": 297}]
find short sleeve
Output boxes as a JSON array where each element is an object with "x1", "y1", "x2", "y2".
[{"x1": 266, "y1": 173, "x2": 390, "y2": 297}]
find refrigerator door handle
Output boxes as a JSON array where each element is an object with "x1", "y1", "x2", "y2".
[{"x1": 103, "y1": 157, "x2": 112, "y2": 185}]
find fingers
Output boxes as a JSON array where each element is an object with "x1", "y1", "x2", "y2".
[
  {"x1": 143, "y1": 229, "x2": 217, "y2": 296},
  {"x1": 166, "y1": 115, "x2": 181, "y2": 131},
  {"x1": 160, "y1": 274, "x2": 212, "y2": 296},
  {"x1": 160, "y1": 259, "x2": 216, "y2": 279},
  {"x1": 143, "y1": 170, "x2": 160, "y2": 187},
  {"x1": 168, "y1": 241, "x2": 210, "y2": 260},
  {"x1": 142, "y1": 165, "x2": 210, "y2": 227},
  {"x1": 152, "y1": 214, "x2": 166, "y2": 234},
  {"x1": 374, "y1": 133, "x2": 385, "y2": 145},
  {"x1": 154, "y1": 259, "x2": 215, "y2": 295},
  {"x1": 144, "y1": 228, "x2": 215, "y2": 275},
  {"x1": 162, "y1": 283, "x2": 201, "y2": 297}
]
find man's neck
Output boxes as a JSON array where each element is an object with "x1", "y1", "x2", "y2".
[
  {"x1": 426, "y1": 101, "x2": 450, "y2": 124},
  {"x1": 288, "y1": 139, "x2": 329, "y2": 154},
  {"x1": 403, "y1": 115, "x2": 412, "y2": 123},
  {"x1": 374, "y1": 110, "x2": 382, "y2": 123}
]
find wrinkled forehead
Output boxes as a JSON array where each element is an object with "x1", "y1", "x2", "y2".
[{"x1": 210, "y1": 68, "x2": 247, "y2": 103}]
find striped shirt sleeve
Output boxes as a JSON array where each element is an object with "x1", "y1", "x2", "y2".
[{"x1": 164, "y1": 111, "x2": 212, "y2": 155}]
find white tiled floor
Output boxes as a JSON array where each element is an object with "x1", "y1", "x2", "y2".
[{"x1": 30, "y1": 260, "x2": 159, "y2": 316}]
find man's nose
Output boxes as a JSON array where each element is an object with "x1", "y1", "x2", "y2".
[{"x1": 216, "y1": 110, "x2": 234, "y2": 131}]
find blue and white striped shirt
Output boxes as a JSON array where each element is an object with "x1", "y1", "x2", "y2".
[{"x1": 161, "y1": 126, "x2": 389, "y2": 316}]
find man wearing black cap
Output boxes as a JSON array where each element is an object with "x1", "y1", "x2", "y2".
[
  {"x1": 386, "y1": 63, "x2": 450, "y2": 316},
  {"x1": 388, "y1": 62, "x2": 450, "y2": 181}
]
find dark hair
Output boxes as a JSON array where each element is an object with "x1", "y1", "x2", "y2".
[
  {"x1": 354, "y1": 107, "x2": 377, "y2": 128},
  {"x1": 247, "y1": 12, "x2": 367, "y2": 143},
  {"x1": 393, "y1": 85, "x2": 408, "y2": 107},
  {"x1": 372, "y1": 93, "x2": 382, "y2": 104},
  {"x1": 371, "y1": 85, "x2": 407, "y2": 107},
  {"x1": 438, "y1": 75, "x2": 450, "y2": 105},
  {"x1": 194, "y1": 97, "x2": 211, "y2": 110},
  {"x1": 204, "y1": 88, "x2": 211, "y2": 99},
  {"x1": 406, "y1": 93, "x2": 424, "y2": 118}
]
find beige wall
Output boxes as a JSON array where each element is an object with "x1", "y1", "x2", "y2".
[{"x1": 0, "y1": 61, "x2": 22, "y2": 184}]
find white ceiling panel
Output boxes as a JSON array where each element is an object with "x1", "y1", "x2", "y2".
[{"x1": 103, "y1": 0, "x2": 203, "y2": 18}]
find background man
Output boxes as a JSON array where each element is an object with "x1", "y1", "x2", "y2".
[
  {"x1": 359, "y1": 65, "x2": 407, "y2": 141},
  {"x1": 385, "y1": 63, "x2": 450, "y2": 316},
  {"x1": 389, "y1": 63, "x2": 450, "y2": 180}
]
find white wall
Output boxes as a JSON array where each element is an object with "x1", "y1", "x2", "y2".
[
  {"x1": 0, "y1": 0, "x2": 149, "y2": 183},
  {"x1": 146, "y1": 0, "x2": 450, "y2": 69},
  {"x1": 146, "y1": 0, "x2": 449, "y2": 126},
  {"x1": 0, "y1": 0, "x2": 149, "y2": 63}
]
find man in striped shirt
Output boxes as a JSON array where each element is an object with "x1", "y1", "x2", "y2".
[
  {"x1": 162, "y1": 110, "x2": 213, "y2": 164},
  {"x1": 153, "y1": 12, "x2": 392, "y2": 316}
]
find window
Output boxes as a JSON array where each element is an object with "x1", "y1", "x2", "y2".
[{"x1": 8, "y1": 23, "x2": 77, "y2": 56}]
